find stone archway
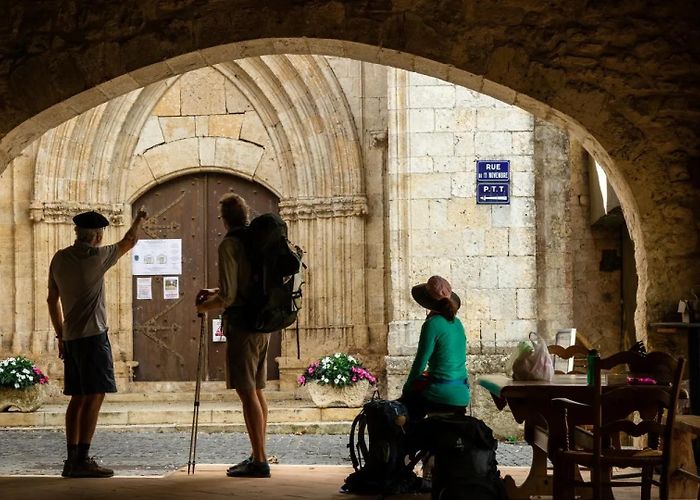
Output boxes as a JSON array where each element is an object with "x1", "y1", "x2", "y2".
[
  {"x1": 0, "y1": 2, "x2": 697, "y2": 353},
  {"x1": 15, "y1": 57, "x2": 375, "y2": 388}
]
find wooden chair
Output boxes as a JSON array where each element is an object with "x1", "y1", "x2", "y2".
[
  {"x1": 554, "y1": 350, "x2": 686, "y2": 500},
  {"x1": 548, "y1": 344, "x2": 590, "y2": 374}
]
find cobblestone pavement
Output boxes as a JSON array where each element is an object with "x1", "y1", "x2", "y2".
[{"x1": 0, "y1": 430, "x2": 532, "y2": 476}]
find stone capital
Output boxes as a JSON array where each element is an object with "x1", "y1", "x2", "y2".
[
  {"x1": 29, "y1": 201, "x2": 126, "y2": 226},
  {"x1": 279, "y1": 196, "x2": 368, "y2": 220}
]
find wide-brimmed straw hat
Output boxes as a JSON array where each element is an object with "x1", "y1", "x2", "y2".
[{"x1": 411, "y1": 275, "x2": 461, "y2": 312}]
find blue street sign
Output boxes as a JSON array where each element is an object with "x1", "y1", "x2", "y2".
[
  {"x1": 476, "y1": 182, "x2": 510, "y2": 205},
  {"x1": 476, "y1": 160, "x2": 510, "y2": 182}
]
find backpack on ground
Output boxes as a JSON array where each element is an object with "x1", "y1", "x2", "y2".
[
  {"x1": 343, "y1": 398, "x2": 422, "y2": 495},
  {"x1": 415, "y1": 414, "x2": 506, "y2": 500},
  {"x1": 235, "y1": 213, "x2": 305, "y2": 335}
]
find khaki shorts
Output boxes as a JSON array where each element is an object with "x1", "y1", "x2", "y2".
[{"x1": 225, "y1": 321, "x2": 270, "y2": 391}]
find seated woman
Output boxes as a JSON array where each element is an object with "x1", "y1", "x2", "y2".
[{"x1": 400, "y1": 275, "x2": 470, "y2": 421}]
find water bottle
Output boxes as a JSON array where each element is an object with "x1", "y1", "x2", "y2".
[{"x1": 586, "y1": 349, "x2": 600, "y2": 386}]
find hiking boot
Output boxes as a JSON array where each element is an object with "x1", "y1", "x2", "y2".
[
  {"x1": 61, "y1": 460, "x2": 73, "y2": 478},
  {"x1": 226, "y1": 455, "x2": 253, "y2": 474},
  {"x1": 68, "y1": 457, "x2": 114, "y2": 478},
  {"x1": 226, "y1": 460, "x2": 270, "y2": 478}
]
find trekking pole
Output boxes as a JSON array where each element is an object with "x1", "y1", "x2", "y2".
[{"x1": 188, "y1": 311, "x2": 207, "y2": 475}]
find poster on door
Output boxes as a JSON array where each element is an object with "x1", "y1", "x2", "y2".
[
  {"x1": 163, "y1": 276, "x2": 179, "y2": 300},
  {"x1": 132, "y1": 239, "x2": 182, "y2": 275},
  {"x1": 212, "y1": 317, "x2": 226, "y2": 342},
  {"x1": 136, "y1": 277, "x2": 152, "y2": 300}
]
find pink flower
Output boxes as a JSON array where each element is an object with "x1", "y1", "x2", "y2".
[{"x1": 297, "y1": 375, "x2": 306, "y2": 385}]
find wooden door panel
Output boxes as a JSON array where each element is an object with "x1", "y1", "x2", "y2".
[
  {"x1": 132, "y1": 172, "x2": 281, "y2": 382},
  {"x1": 133, "y1": 176, "x2": 206, "y2": 381}
]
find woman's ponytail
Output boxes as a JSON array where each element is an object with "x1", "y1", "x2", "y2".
[{"x1": 437, "y1": 297, "x2": 458, "y2": 321}]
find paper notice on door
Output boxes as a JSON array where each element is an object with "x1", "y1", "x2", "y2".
[
  {"x1": 132, "y1": 239, "x2": 182, "y2": 275},
  {"x1": 212, "y1": 318, "x2": 226, "y2": 342},
  {"x1": 163, "y1": 276, "x2": 179, "y2": 300},
  {"x1": 136, "y1": 277, "x2": 152, "y2": 300}
]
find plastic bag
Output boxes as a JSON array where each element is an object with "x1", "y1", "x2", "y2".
[{"x1": 510, "y1": 332, "x2": 554, "y2": 381}]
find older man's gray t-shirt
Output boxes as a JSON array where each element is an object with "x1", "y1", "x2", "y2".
[{"x1": 49, "y1": 242, "x2": 120, "y2": 341}]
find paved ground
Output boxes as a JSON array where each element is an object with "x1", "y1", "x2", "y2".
[{"x1": 0, "y1": 429, "x2": 532, "y2": 476}]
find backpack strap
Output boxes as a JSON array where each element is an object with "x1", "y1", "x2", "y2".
[
  {"x1": 348, "y1": 409, "x2": 369, "y2": 472},
  {"x1": 295, "y1": 317, "x2": 301, "y2": 359}
]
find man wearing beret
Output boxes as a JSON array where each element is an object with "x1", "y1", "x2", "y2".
[{"x1": 47, "y1": 208, "x2": 147, "y2": 478}]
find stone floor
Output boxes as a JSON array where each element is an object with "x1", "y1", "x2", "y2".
[
  {"x1": 0, "y1": 429, "x2": 533, "y2": 475},
  {"x1": 0, "y1": 465, "x2": 663, "y2": 500}
]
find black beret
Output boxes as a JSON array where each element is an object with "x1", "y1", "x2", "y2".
[{"x1": 73, "y1": 211, "x2": 109, "y2": 229}]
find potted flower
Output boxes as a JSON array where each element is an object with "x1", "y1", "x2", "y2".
[
  {"x1": 298, "y1": 353, "x2": 377, "y2": 408},
  {"x1": 0, "y1": 356, "x2": 49, "y2": 412}
]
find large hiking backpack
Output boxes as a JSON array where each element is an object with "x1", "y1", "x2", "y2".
[
  {"x1": 415, "y1": 415, "x2": 506, "y2": 500},
  {"x1": 343, "y1": 399, "x2": 421, "y2": 495},
  {"x1": 237, "y1": 213, "x2": 305, "y2": 334}
]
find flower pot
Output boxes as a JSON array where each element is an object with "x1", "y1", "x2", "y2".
[
  {"x1": 306, "y1": 379, "x2": 370, "y2": 408},
  {"x1": 0, "y1": 384, "x2": 46, "y2": 412}
]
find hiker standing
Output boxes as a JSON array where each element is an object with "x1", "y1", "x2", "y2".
[
  {"x1": 48, "y1": 208, "x2": 147, "y2": 478},
  {"x1": 195, "y1": 193, "x2": 271, "y2": 478}
]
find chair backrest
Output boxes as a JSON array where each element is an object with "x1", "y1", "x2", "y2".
[
  {"x1": 591, "y1": 351, "x2": 685, "y2": 488},
  {"x1": 548, "y1": 344, "x2": 590, "y2": 374}
]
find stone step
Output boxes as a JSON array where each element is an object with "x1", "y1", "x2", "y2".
[
  {"x1": 0, "y1": 399, "x2": 359, "y2": 434},
  {"x1": 43, "y1": 381, "x2": 301, "y2": 404},
  {"x1": 45, "y1": 390, "x2": 301, "y2": 404}
]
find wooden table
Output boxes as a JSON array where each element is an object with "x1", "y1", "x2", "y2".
[
  {"x1": 478, "y1": 373, "x2": 596, "y2": 500},
  {"x1": 479, "y1": 373, "x2": 697, "y2": 499}
]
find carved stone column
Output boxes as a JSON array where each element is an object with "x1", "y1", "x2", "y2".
[{"x1": 276, "y1": 195, "x2": 369, "y2": 390}]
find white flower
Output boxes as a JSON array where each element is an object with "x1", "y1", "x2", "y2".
[
  {"x1": 334, "y1": 353, "x2": 341, "y2": 358},
  {"x1": 348, "y1": 356, "x2": 356, "y2": 362},
  {"x1": 14, "y1": 383, "x2": 19, "y2": 388},
  {"x1": 23, "y1": 368, "x2": 30, "y2": 374}
]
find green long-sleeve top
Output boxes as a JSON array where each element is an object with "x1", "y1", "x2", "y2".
[{"x1": 402, "y1": 314, "x2": 470, "y2": 407}]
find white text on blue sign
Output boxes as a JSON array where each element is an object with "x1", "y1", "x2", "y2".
[
  {"x1": 476, "y1": 160, "x2": 510, "y2": 182},
  {"x1": 476, "y1": 182, "x2": 510, "y2": 205}
]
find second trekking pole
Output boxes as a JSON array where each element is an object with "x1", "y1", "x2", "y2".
[{"x1": 187, "y1": 311, "x2": 207, "y2": 475}]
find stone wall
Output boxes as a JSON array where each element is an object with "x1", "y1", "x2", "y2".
[{"x1": 384, "y1": 69, "x2": 538, "y2": 400}]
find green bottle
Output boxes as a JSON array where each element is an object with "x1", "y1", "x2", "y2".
[{"x1": 586, "y1": 349, "x2": 600, "y2": 385}]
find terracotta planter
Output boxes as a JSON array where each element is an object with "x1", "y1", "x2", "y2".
[
  {"x1": 306, "y1": 379, "x2": 370, "y2": 408},
  {"x1": 0, "y1": 384, "x2": 46, "y2": 412}
]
